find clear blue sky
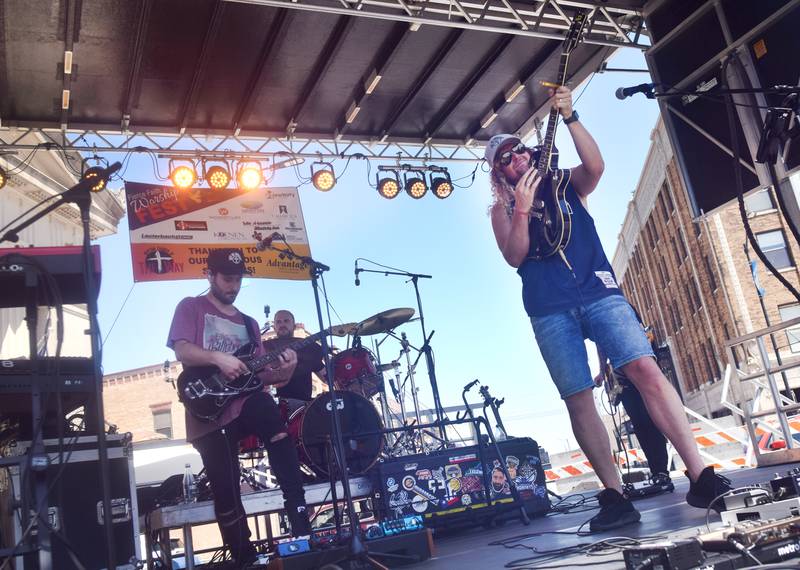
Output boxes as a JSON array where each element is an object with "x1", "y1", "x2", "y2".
[{"x1": 95, "y1": 47, "x2": 658, "y2": 452}]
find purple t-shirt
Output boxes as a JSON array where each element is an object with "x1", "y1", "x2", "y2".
[{"x1": 167, "y1": 295, "x2": 264, "y2": 442}]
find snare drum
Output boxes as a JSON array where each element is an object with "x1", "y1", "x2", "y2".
[{"x1": 332, "y1": 347, "x2": 381, "y2": 398}]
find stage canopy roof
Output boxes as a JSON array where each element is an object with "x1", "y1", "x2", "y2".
[{"x1": 1, "y1": 0, "x2": 648, "y2": 157}]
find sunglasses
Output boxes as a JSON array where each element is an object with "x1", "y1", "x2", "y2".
[{"x1": 497, "y1": 143, "x2": 529, "y2": 166}]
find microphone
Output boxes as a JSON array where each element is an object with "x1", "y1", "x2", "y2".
[
  {"x1": 255, "y1": 232, "x2": 282, "y2": 251},
  {"x1": 615, "y1": 82, "x2": 656, "y2": 100},
  {"x1": 354, "y1": 260, "x2": 360, "y2": 286},
  {"x1": 464, "y1": 379, "x2": 480, "y2": 391}
]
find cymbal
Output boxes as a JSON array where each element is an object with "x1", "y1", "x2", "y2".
[
  {"x1": 356, "y1": 308, "x2": 415, "y2": 336},
  {"x1": 329, "y1": 322, "x2": 359, "y2": 337}
]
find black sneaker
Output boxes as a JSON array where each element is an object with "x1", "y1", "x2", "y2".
[
  {"x1": 686, "y1": 466, "x2": 732, "y2": 512},
  {"x1": 651, "y1": 472, "x2": 675, "y2": 493},
  {"x1": 589, "y1": 489, "x2": 641, "y2": 532}
]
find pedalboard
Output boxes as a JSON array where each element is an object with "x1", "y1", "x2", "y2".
[{"x1": 720, "y1": 497, "x2": 800, "y2": 526}]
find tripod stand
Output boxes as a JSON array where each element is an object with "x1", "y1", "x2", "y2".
[{"x1": 259, "y1": 237, "x2": 408, "y2": 569}]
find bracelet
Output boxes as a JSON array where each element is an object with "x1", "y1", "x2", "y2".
[{"x1": 513, "y1": 208, "x2": 531, "y2": 217}]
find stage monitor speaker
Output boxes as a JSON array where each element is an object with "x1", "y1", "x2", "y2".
[{"x1": 644, "y1": 1, "x2": 800, "y2": 216}]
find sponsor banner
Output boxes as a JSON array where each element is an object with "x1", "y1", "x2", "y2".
[{"x1": 125, "y1": 182, "x2": 312, "y2": 282}]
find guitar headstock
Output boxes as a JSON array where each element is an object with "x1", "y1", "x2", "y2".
[{"x1": 562, "y1": 10, "x2": 589, "y2": 55}]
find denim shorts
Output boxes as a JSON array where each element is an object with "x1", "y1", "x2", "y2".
[{"x1": 530, "y1": 294, "x2": 654, "y2": 400}]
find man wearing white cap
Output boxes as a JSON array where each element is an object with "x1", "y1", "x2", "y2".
[{"x1": 485, "y1": 85, "x2": 731, "y2": 532}]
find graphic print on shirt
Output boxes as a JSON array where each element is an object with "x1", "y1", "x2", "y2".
[{"x1": 202, "y1": 313, "x2": 250, "y2": 352}]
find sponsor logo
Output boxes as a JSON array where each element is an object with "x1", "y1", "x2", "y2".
[
  {"x1": 213, "y1": 231, "x2": 247, "y2": 241},
  {"x1": 175, "y1": 220, "x2": 208, "y2": 231},
  {"x1": 241, "y1": 201, "x2": 264, "y2": 211},
  {"x1": 218, "y1": 208, "x2": 229, "y2": 216},
  {"x1": 143, "y1": 248, "x2": 178, "y2": 274}
]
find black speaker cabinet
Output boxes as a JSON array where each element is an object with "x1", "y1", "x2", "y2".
[
  {"x1": 0, "y1": 434, "x2": 140, "y2": 569},
  {"x1": 644, "y1": 0, "x2": 800, "y2": 215}
]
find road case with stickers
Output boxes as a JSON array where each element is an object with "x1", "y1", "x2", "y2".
[{"x1": 374, "y1": 437, "x2": 550, "y2": 526}]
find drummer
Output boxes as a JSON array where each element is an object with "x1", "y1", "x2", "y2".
[{"x1": 264, "y1": 310, "x2": 326, "y2": 414}]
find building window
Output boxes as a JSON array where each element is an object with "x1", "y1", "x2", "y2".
[
  {"x1": 756, "y1": 230, "x2": 794, "y2": 269},
  {"x1": 688, "y1": 279, "x2": 702, "y2": 312},
  {"x1": 693, "y1": 218, "x2": 702, "y2": 237},
  {"x1": 779, "y1": 304, "x2": 800, "y2": 353},
  {"x1": 152, "y1": 407, "x2": 173, "y2": 439},
  {"x1": 662, "y1": 182, "x2": 675, "y2": 213},
  {"x1": 646, "y1": 217, "x2": 659, "y2": 249},
  {"x1": 660, "y1": 191, "x2": 670, "y2": 223},
  {"x1": 705, "y1": 340, "x2": 719, "y2": 381},
  {"x1": 686, "y1": 355, "x2": 698, "y2": 392},
  {"x1": 670, "y1": 303, "x2": 682, "y2": 332},
  {"x1": 745, "y1": 189, "x2": 775, "y2": 214},
  {"x1": 658, "y1": 256, "x2": 669, "y2": 287},
  {"x1": 676, "y1": 234, "x2": 688, "y2": 261},
  {"x1": 704, "y1": 256, "x2": 718, "y2": 291}
]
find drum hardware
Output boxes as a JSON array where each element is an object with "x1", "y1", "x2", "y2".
[
  {"x1": 257, "y1": 239, "x2": 376, "y2": 566},
  {"x1": 350, "y1": 262, "x2": 448, "y2": 445}
]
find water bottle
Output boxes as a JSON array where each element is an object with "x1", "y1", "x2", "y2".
[{"x1": 182, "y1": 463, "x2": 197, "y2": 503}]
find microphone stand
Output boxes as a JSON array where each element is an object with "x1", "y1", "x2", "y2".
[
  {"x1": 355, "y1": 265, "x2": 448, "y2": 444},
  {"x1": 0, "y1": 166, "x2": 121, "y2": 570},
  {"x1": 259, "y1": 238, "x2": 386, "y2": 568}
]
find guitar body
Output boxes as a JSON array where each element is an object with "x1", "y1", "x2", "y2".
[
  {"x1": 529, "y1": 167, "x2": 573, "y2": 260},
  {"x1": 176, "y1": 330, "x2": 328, "y2": 422},
  {"x1": 177, "y1": 342, "x2": 263, "y2": 421}
]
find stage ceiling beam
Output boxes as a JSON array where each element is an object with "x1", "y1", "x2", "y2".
[
  {"x1": 335, "y1": 21, "x2": 410, "y2": 141},
  {"x1": 178, "y1": 0, "x2": 228, "y2": 132},
  {"x1": 225, "y1": 0, "x2": 648, "y2": 48},
  {"x1": 232, "y1": 9, "x2": 291, "y2": 136},
  {"x1": 378, "y1": 29, "x2": 464, "y2": 143},
  {"x1": 423, "y1": 33, "x2": 515, "y2": 143},
  {"x1": 121, "y1": 0, "x2": 154, "y2": 132},
  {"x1": 59, "y1": 0, "x2": 81, "y2": 131},
  {"x1": 287, "y1": 16, "x2": 353, "y2": 134}
]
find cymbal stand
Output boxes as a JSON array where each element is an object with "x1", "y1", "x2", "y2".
[
  {"x1": 354, "y1": 263, "x2": 447, "y2": 444},
  {"x1": 398, "y1": 333, "x2": 425, "y2": 452},
  {"x1": 372, "y1": 337, "x2": 406, "y2": 453}
]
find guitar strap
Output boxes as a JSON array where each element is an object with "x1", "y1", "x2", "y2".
[{"x1": 243, "y1": 313, "x2": 260, "y2": 347}]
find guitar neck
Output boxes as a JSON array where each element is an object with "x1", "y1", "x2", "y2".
[
  {"x1": 247, "y1": 330, "x2": 325, "y2": 374},
  {"x1": 536, "y1": 50, "x2": 572, "y2": 175}
]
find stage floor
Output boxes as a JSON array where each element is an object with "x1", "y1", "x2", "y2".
[{"x1": 403, "y1": 462, "x2": 800, "y2": 569}]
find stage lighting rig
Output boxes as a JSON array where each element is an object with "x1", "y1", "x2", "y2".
[
  {"x1": 430, "y1": 169, "x2": 453, "y2": 199},
  {"x1": 203, "y1": 162, "x2": 232, "y2": 190},
  {"x1": 237, "y1": 162, "x2": 264, "y2": 191},
  {"x1": 169, "y1": 160, "x2": 198, "y2": 189},
  {"x1": 82, "y1": 166, "x2": 110, "y2": 192},
  {"x1": 404, "y1": 170, "x2": 428, "y2": 199},
  {"x1": 311, "y1": 161, "x2": 336, "y2": 192},
  {"x1": 376, "y1": 170, "x2": 401, "y2": 199}
]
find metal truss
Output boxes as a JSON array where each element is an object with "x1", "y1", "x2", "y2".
[
  {"x1": 0, "y1": 127, "x2": 486, "y2": 164},
  {"x1": 228, "y1": 0, "x2": 649, "y2": 48}
]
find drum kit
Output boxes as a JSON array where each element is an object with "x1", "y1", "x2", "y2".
[{"x1": 241, "y1": 307, "x2": 434, "y2": 483}]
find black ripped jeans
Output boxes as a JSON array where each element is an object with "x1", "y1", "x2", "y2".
[{"x1": 194, "y1": 392, "x2": 309, "y2": 563}]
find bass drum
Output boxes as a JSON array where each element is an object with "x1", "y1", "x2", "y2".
[{"x1": 287, "y1": 391, "x2": 383, "y2": 478}]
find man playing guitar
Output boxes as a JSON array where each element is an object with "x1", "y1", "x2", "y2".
[
  {"x1": 168, "y1": 248, "x2": 311, "y2": 567},
  {"x1": 487, "y1": 82, "x2": 730, "y2": 532}
]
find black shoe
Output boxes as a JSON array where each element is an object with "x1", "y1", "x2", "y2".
[
  {"x1": 651, "y1": 472, "x2": 675, "y2": 493},
  {"x1": 686, "y1": 466, "x2": 732, "y2": 512},
  {"x1": 589, "y1": 489, "x2": 641, "y2": 532}
]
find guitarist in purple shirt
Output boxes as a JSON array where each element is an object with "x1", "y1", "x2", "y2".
[{"x1": 168, "y1": 248, "x2": 310, "y2": 567}]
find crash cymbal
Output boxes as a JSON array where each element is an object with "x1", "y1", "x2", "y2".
[
  {"x1": 356, "y1": 308, "x2": 415, "y2": 336},
  {"x1": 329, "y1": 322, "x2": 359, "y2": 337}
]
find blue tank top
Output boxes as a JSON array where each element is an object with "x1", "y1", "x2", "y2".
[{"x1": 517, "y1": 179, "x2": 621, "y2": 317}]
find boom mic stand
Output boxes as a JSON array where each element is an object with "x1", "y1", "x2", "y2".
[
  {"x1": 354, "y1": 264, "x2": 448, "y2": 444},
  {"x1": 257, "y1": 237, "x2": 389, "y2": 568},
  {"x1": 0, "y1": 163, "x2": 121, "y2": 570}
]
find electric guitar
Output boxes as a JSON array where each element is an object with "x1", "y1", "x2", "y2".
[
  {"x1": 527, "y1": 10, "x2": 588, "y2": 260},
  {"x1": 177, "y1": 329, "x2": 328, "y2": 421}
]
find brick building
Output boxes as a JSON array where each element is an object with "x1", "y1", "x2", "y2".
[{"x1": 611, "y1": 118, "x2": 800, "y2": 418}]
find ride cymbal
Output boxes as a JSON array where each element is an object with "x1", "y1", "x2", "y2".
[{"x1": 356, "y1": 308, "x2": 415, "y2": 336}]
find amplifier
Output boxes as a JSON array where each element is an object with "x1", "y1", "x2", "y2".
[
  {"x1": 374, "y1": 437, "x2": 550, "y2": 526},
  {"x1": 0, "y1": 434, "x2": 140, "y2": 569}
]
